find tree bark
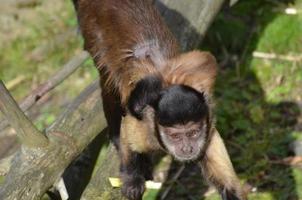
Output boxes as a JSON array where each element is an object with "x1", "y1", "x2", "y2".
[
  {"x1": 0, "y1": 81, "x2": 48, "y2": 148},
  {"x1": 155, "y1": 0, "x2": 224, "y2": 50},
  {"x1": 81, "y1": 145, "x2": 127, "y2": 200},
  {"x1": 0, "y1": 80, "x2": 107, "y2": 200}
]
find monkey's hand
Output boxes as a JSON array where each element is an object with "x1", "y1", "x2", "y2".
[{"x1": 128, "y1": 75, "x2": 162, "y2": 120}]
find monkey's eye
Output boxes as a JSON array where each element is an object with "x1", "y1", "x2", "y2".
[
  {"x1": 186, "y1": 131, "x2": 200, "y2": 138},
  {"x1": 168, "y1": 133, "x2": 181, "y2": 141}
]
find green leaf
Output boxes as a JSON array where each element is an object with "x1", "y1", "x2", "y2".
[
  {"x1": 231, "y1": 119, "x2": 251, "y2": 130},
  {"x1": 249, "y1": 105, "x2": 264, "y2": 123}
]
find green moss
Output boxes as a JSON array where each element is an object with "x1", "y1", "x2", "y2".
[
  {"x1": 0, "y1": 175, "x2": 5, "y2": 185},
  {"x1": 100, "y1": 191, "x2": 112, "y2": 200},
  {"x1": 256, "y1": 15, "x2": 302, "y2": 53},
  {"x1": 291, "y1": 131, "x2": 302, "y2": 140},
  {"x1": 204, "y1": 193, "x2": 221, "y2": 200},
  {"x1": 249, "y1": 192, "x2": 274, "y2": 200},
  {"x1": 143, "y1": 189, "x2": 160, "y2": 200},
  {"x1": 293, "y1": 168, "x2": 302, "y2": 199}
]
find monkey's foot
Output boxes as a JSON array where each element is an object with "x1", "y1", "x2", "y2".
[
  {"x1": 144, "y1": 170, "x2": 153, "y2": 181},
  {"x1": 221, "y1": 188, "x2": 243, "y2": 200},
  {"x1": 122, "y1": 176, "x2": 145, "y2": 200},
  {"x1": 142, "y1": 161, "x2": 153, "y2": 181}
]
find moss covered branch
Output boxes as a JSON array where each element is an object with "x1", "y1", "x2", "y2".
[
  {"x1": 0, "y1": 81, "x2": 48, "y2": 148},
  {"x1": 0, "y1": 80, "x2": 107, "y2": 200}
]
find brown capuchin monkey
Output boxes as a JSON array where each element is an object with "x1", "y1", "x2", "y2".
[{"x1": 72, "y1": 0, "x2": 247, "y2": 199}]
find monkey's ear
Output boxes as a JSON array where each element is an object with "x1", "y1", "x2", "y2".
[
  {"x1": 127, "y1": 76, "x2": 162, "y2": 120},
  {"x1": 164, "y1": 51, "x2": 217, "y2": 95}
]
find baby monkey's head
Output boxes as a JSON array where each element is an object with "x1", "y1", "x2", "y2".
[{"x1": 155, "y1": 85, "x2": 210, "y2": 161}]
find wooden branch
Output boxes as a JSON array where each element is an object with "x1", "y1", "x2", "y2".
[
  {"x1": 28, "y1": 29, "x2": 77, "y2": 62},
  {"x1": 269, "y1": 156, "x2": 302, "y2": 166},
  {"x1": 229, "y1": 0, "x2": 240, "y2": 6},
  {"x1": 253, "y1": 51, "x2": 302, "y2": 62},
  {"x1": 6, "y1": 75, "x2": 26, "y2": 90},
  {"x1": 0, "y1": 50, "x2": 89, "y2": 133},
  {"x1": 1, "y1": 0, "x2": 39, "y2": 8},
  {"x1": 155, "y1": 0, "x2": 225, "y2": 50},
  {"x1": 160, "y1": 165, "x2": 185, "y2": 200},
  {"x1": 0, "y1": 81, "x2": 48, "y2": 148},
  {"x1": 20, "y1": 50, "x2": 89, "y2": 111},
  {"x1": 0, "y1": 80, "x2": 107, "y2": 200},
  {"x1": 81, "y1": 145, "x2": 127, "y2": 200}
]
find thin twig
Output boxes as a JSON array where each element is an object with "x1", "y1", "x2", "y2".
[
  {"x1": 226, "y1": 140, "x2": 245, "y2": 152},
  {"x1": 175, "y1": 180, "x2": 197, "y2": 200},
  {"x1": 6, "y1": 75, "x2": 26, "y2": 90},
  {"x1": 269, "y1": 156, "x2": 302, "y2": 166},
  {"x1": 160, "y1": 164, "x2": 186, "y2": 200},
  {"x1": 0, "y1": 51, "x2": 89, "y2": 132},
  {"x1": 229, "y1": 0, "x2": 239, "y2": 7},
  {"x1": 253, "y1": 51, "x2": 302, "y2": 62},
  {"x1": 0, "y1": 81, "x2": 48, "y2": 148},
  {"x1": 28, "y1": 29, "x2": 77, "y2": 61}
]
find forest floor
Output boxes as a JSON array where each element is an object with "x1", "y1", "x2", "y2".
[{"x1": 0, "y1": 0, "x2": 302, "y2": 200}]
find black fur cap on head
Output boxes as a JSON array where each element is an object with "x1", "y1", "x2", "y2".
[{"x1": 155, "y1": 85, "x2": 208, "y2": 126}]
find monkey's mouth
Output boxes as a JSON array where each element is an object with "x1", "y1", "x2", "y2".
[{"x1": 173, "y1": 151, "x2": 200, "y2": 162}]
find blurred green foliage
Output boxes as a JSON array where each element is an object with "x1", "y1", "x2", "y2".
[
  {"x1": 0, "y1": 0, "x2": 97, "y2": 130},
  {"x1": 147, "y1": 0, "x2": 302, "y2": 199},
  {"x1": 202, "y1": 0, "x2": 302, "y2": 199}
]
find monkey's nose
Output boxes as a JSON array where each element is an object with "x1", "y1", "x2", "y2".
[{"x1": 181, "y1": 146, "x2": 193, "y2": 154}]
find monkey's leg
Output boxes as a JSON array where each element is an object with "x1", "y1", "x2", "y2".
[
  {"x1": 119, "y1": 118, "x2": 153, "y2": 200},
  {"x1": 200, "y1": 129, "x2": 247, "y2": 200},
  {"x1": 100, "y1": 78, "x2": 123, "y2": 151},
  {"x1": 119, "y1": 148, "x2": 152, "y2": 200}
]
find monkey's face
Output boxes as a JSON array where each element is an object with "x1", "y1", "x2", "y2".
[
  {"x1": 158, "y1": 121, "x2": 207, "y2": 161},
  {"x1": 154, "y1": 84, "x2": 210, "y2": 161}
]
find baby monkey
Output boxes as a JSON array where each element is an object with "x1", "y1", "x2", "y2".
[
  {"x1": 121, "y1": 84, "x2": 246, "y2": 200},
  {"x1": 73, "y1": 0, "x2": 247, "y2": 199}
]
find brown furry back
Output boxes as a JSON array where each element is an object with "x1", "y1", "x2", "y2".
[
  {"x1": 163, "y1": 51, "x2": 217, "y2": 95},
  {"x1": 76, "y1": 0, "x2": 177, "y2": 102},
  {"x1": 76, "y1": 0, "x2": 217, "y2": 105}
]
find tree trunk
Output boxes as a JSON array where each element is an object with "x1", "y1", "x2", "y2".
[{"x1": 155, "y1": 0, "x2": 224, "y2": 50}]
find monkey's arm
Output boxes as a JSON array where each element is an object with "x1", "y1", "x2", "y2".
[
  {"x1": 200, "y1": 129, "x2": 247, "y2": 200},
  {"x1": 119, "y1": 107, "x2": 160, "y2": 200},
  {"x1": 127, "y1": 75, "x2": 162, "y2": 120}
]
